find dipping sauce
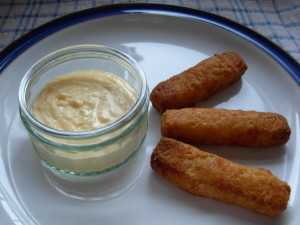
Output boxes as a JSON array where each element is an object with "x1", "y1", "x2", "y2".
[
  {"x1": 19, "y1": 45, "x2": 149, "y2": 200},
  {"x1": 32, "y1": 70, "x2": 138, "y2": 132},
  {"x1": 27, "y1": 69, "x2": 147, "y2": 173}
]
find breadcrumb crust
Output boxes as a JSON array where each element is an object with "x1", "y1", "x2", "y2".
[
  {"x1": 161, "y1": 108, "x2": 291, "y2": 147},
  {"x1": 150, "y1": 138, "x2": 291, "y2": 216},
  {"x1": 150, "y1": 52, "x2": 247, "y2": 113}
]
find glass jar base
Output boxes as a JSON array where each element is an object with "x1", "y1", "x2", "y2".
[{"x1": 41, "y1": 146, "x2": 146, "y2": 201}]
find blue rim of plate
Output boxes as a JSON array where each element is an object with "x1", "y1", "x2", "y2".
[{"x1": 0, "y1": 3, "x2": 299, "y2": 84}]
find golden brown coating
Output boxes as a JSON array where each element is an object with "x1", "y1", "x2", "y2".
[
  {"x1": 161, "y1": 108, "x2": 291, "y2": 147},
  {"x1": 150, "y1": 52, "x2": 248, "y2": 113},
  {"x1": 150, "y1": 137, "x2": 291, "y2": 216}
]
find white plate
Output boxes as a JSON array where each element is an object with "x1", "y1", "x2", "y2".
[{"x1": 0, "y1": 4, "x2": 299, "y2": 225}]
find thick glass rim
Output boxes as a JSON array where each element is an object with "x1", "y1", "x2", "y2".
[{"x1": 18, "y1": 44, "x2": 148, "y2": 139}]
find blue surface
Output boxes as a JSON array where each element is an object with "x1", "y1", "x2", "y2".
[{"x1": 0, "y1": 3, "x2": 299, "y2": 84}]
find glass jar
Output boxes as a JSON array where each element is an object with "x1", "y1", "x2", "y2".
[{"x1": 18, "y1": 45, "x2": 149, "y2": 200}]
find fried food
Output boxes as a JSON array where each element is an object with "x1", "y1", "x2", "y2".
[
  {"x1": 150, "y1": 137, "x2": 291, "y2": 216},
  {"x1": 161, "y1": 108, "x2": 291, "y2": 147},
  {"x1": 150, "y1": 52, "x2": 247, "y2": 113}
]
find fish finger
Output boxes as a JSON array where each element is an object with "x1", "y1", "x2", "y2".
[
  {"x1": 150, "y1": 137, "x2": 291, "y2": 216},
  {"x1": 161, "y1": 108, "x2": 291, "y2": 147},
  {"x1": 150, "y1": 52, "x2": 247, "y2": 113}
]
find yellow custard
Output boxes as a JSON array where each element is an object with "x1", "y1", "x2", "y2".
[{"x1": 32, "y1": 70, "x2": 138, "y2": 132}]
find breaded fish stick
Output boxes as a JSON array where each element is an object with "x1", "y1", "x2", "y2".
[
  {"x1": 161, "y1": 108, "x2": 291, "y2": 147},
  {"x1": 150, "y1": 137, "x2": 291, "y2": 216},
  {"x1": 150, "y1": 52, "x2": 247, "y2": 113}
]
